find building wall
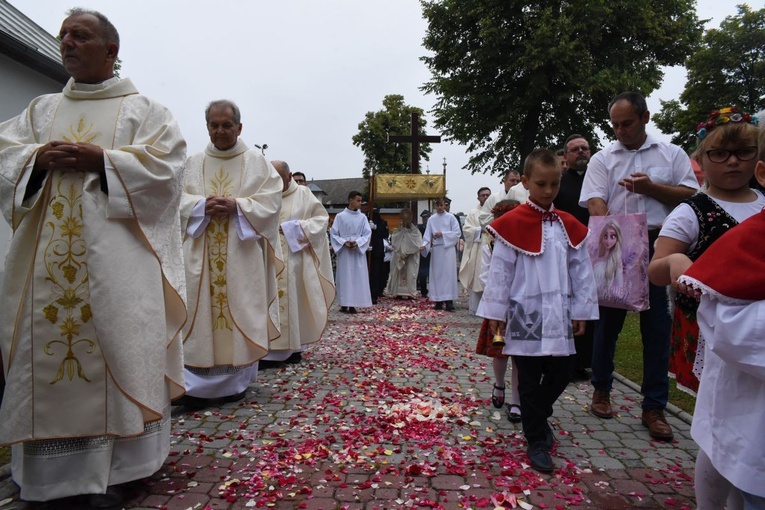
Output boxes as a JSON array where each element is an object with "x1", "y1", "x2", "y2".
[
  {"x1": 0, "y1": 52, "x2": 63, "y2": 121},
  {"x1": 0, "y1": 52, "x2": 65, "y2": 286}
]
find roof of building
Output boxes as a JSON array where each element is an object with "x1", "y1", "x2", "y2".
[
  {"x1": 0, "y1": 1, "x2": 68, "y2": 83},
  {"x1": 307, "y1": 177, "x2": 367, "y2": 208}
]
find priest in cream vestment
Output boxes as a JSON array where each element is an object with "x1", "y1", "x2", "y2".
[
  {"x1": 180, "y1": 100, "x2": 283, "y2": 404},
  {"x1": 261, "y1": 161, "x2": 334, "y2": 363},
  {"x1": 386, "y1": 209, "x2": 422, "y2": 298},
  {"x1": 0, "y1": 9, "x2": 186, "y2": 504},
  {"x1": 459, "y1": 188, "x2": 492, "y2": 313}
]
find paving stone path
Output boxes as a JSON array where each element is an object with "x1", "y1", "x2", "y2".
[{"x1": 1, "y1": 295, "x2": 697, "y2": 509}]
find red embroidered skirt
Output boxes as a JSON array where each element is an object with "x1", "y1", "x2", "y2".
[
  {"x1": 669, "y1": 307, "x2": 699, "y2": 394},
  {"x1": 475, "y1": 318, "x2": 508, "y2": 358}
]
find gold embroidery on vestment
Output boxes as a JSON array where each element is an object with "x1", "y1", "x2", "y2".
[
  {"x1": 63, "y1": 115, "x2": 99, "y2": 144},
  {"x1": 208, "y1": 166, "x2": 233, "y2": 331},
  {"x1": 42, "y1": 175, "x2": 95, "y2": 383}
]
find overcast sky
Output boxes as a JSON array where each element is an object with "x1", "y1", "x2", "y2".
[{"x1": 14, "y1": 0, "x2": 741, "y2": 214}]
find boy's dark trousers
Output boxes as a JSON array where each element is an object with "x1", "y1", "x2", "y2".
[{"x1": 513, "y1": 354, "x2": 574, "y2": 444}]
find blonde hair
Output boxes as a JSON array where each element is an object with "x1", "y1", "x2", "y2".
[{"x1": 597, "y1": 221, "x2": 623, "y2": 284}]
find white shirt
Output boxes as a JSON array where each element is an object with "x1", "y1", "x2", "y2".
[
  {"x1": 579, "y1": 134, "x2": 698, "y2": 229},
  {"x1": 660, "y1": 191, "x2": 765, "y2": 252}
]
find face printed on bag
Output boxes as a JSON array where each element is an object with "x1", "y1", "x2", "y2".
[{"x1": 601, "y1": 226, "x2": 618, "y2": 251}]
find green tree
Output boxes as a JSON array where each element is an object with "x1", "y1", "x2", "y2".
[
  {"x1": 653, "y1": 5, "x2": 765, "y2": 151},
  {"x1": 352, "y1": 95, "x2": 434, "y2": 180},
  {"x1": 420, "y1": 0, "x2": 702, "y2": 175}
]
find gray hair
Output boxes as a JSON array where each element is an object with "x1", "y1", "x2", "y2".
[
  {"x1": 205, "y1": 100, "x2": 241, "y2": 124},
  {"x1": 66, "y1": 8, "x2": 119, "y2": 49}
]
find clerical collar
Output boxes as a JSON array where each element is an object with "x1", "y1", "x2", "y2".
[
  {"x1": 205, "y1": 139, "x2": 249, "y2": 159},
  {"x1": 63, "y1": 76, "x2": 138, "y2": 99},
  {"x1": 70, "y1": 76, "x2": 120, "y2": 91},
  {"x1": 346, "y1": 208, "x2": 360, "y2": 214}
]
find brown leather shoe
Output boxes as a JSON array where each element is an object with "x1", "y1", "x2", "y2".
[
  {"x1": 590, "y1": 390, "x2": 613, "y2": 419},
  {"x1": 641, "y1": 409, "x2": 674, "y2": 441}
]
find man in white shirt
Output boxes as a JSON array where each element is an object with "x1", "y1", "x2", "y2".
[{"x1": 579, "y1": 91, "x2": 699, "y2": 441}]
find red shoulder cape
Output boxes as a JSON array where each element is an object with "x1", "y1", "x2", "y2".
[
  {"x1": 684, "y1": 209, "x2": 765, "y2": 301},
  {"x1": 487, "y1": 202, "x2": 589, "y2": 255}
]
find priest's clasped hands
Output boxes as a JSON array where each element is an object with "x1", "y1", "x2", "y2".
[
  {"x1": 205, "y1": 195, "x2": 237, "y2": 218},
  {"x1": 34, "y1": 140, "x2": 105, "y2": 173}
]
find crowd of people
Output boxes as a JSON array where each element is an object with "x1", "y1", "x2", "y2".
[{"x1": 0, "y1": 7, "x2": 763, "y2": 510}]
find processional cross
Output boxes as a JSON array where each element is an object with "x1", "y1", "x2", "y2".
[
  {"x1": 388, "y1": 112, "x2": 442, "y2": 217},
  {"x1": 388, "y1": 112, "x2": 441, "y2": 174}
]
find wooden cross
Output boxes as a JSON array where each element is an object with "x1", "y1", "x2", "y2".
[{"x1": 388, "y1": 112, "x2": 441, "y2": 174}]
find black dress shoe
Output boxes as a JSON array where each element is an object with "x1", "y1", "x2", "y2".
[
  {"x1": 444, "y1": 301, "x2": 455, "y2": 312},
  {"x1": 285, "y1": 352, "x2": 303, "y2": 364},
  {"x1": 348, "y1": 307, "x2": 357, "y2": 314},
  {"x1": 506, "y1": 403, "x2": 522, "y2": 423},
  {"x1": 434, "y1": 302, "x2": 443, "y2": 310},
  {"x1": 372, "y1": 297, "x2": 378, "y2": 304},
  {"x1": 527, "y1": 441, "x2": 554, "y2": 473},
  {"x1": 258, "y1": 359, "x2": 284, "y2": 370},
  {"x1": 89, "y1": 485, "x2": 124, "y2": 510},
  {"x1": 219, "y1": 390, "x2": 247, "y2": 403},
  {"x1": 340, "y1": 306, "x2": 348, "y2": 313},
  {"x1": 172, "y1": 394, "x2": 207, "y2": 410}
]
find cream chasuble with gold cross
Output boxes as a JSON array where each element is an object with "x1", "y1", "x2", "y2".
[{"x1": 0, "y1": 77, "x2": 187, "y2": 500}]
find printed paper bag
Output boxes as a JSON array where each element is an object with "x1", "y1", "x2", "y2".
[{"x1": 586, "y1": 213, "x2": 650, "y2": 312}]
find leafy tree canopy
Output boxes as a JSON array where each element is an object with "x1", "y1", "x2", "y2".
[
  {"x1": 352, "y1": 94, "x2": 434, "y2": 180},
  {"x1": 653, "y1": 5, "x2": 765, "y2": 151},
  {"x1": 420, "y1": 0, "x2": 702, "y2": 175}
]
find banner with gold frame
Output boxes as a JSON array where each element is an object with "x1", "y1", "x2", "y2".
[{"x1": 373, "y1": 174, "x2": 445, "y2": 200}]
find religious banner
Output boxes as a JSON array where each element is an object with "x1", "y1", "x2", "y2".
[{"x1": 373, "y1": 174, "x2": 445, "y2": 200}]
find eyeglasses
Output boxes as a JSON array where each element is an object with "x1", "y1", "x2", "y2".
[
  {"x1": 567, "y1": 146, "x2": 591, "y2": 154},
  {"x1": 705, "y1": 146, "x2": 757, "y2": 163}
]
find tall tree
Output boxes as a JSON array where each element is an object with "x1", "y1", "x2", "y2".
[
  {"x1": 653, "y1": 5, "x2": 765, "y2": 151},
  {"x1": 353, "y1": 95, "x2": 434, "y2": 180},
  {"x1": 420, "y1": 0, "x2": 702, "y2": 175}
]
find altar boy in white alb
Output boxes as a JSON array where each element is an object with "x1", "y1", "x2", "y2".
[
  {"x1": 478, "y1": 149, "x2": 598, "y2": 474},
  {"x1": 331, "y1": 191, "x2": 373, "y2": 313},
  {"x1": 420, "y1": 197, "x2": 462, "y2": 311}
]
